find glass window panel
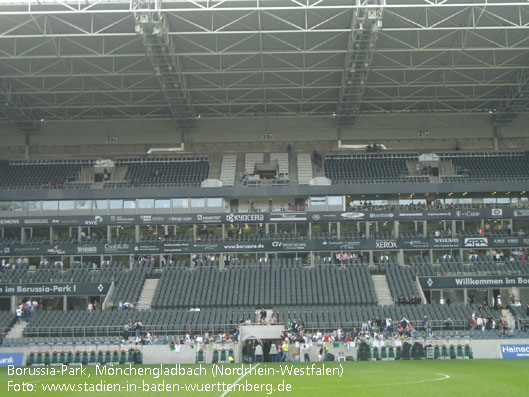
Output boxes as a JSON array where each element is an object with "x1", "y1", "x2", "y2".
[
  {"x1": 138, "y1": 199, "x2": 154, "y2": 209},
  {"x1": 206, "y1": 198, "x2": 222, "y2": 207},
  {"x1": 190, "y1": 198, "x2": 205, "y2": 208},
  {"x1": 310, "y1": 197, "x2": 326, "y2": 206},
  {"x1": 59, "y1": 201, "x2": 74, "y2": 210},
  {"x1": 42, "y1": 201, "x2": 58, "y2": 211},
  {"x1": 76, "y1": 200, "x2": 92, "y2": 210},
  {"x1": 0, "y1": 201, "x2": 13, "y2": 211},
  {"x1": 109, "y1": 200, "x2": 123, "y2": 210},
  {"x1": 124, "y1": 200, "x2": 136, "y2": 209},
  {"x1": 155, "y1": 199, "x2": 171, "y2": 209},
  {"x1": 172, "y1": 198, "x2": 189, "y2": 208},
  {"x1": 95, "y1": 200, "x2": 108, "y2": 210},
  {"x1": 27, "y1": 201, "x2": 41, "y2": 211},
  {"x1": 327, "y1": 196, "x2": 343, "y2": 206},
  {"x1": 14, "y1": 201, "x2": 27, "y2": 212}
]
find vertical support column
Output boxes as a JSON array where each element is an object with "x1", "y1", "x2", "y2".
[
  {"x1": 399, "y1": 249, "x2": 404, "y2": 266},
  {"x1": 368, "y1": 250, "x2": 373, "y2": 265},
  {"x1": 63, "y1": 295, "x2": 67, "y2": 311},
  {"x1": 365, "y1": 222, "x2": 370, "y2": 239},
  {"x1": 11, "y1": 296, "x2": 16, "y2": 313},
  {"x1": 135, "y1": 225, "x2": 140, "y2": 243},
  {"x1": 107, "y1": 226, "x2": 112, "y2": 243},
  {"x1": 394, "y1": 220, "x2": 399, "y2": 238},
  {"x1": 422, "y1": 221, "x2": 427, "y2": 238},
  {"x1": 25, "y1": 134, "x2": 30, "y2": 160},
  {"x1": 451, "y1": 220, "x2": 456, "y2": 236}
]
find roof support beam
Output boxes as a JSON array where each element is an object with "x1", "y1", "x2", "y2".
[
  {"x1": 492, "y1": 70, "x2": 529, "y2": 124},
  {"x1": 133, "y1": 0, "x2": 195, "y2": 130},
  {"x1": 337, "y1": 0, "x2": 383, "y2": 126},
  {"x1": 0, "y1": 78, "x2": 39, "y2": 132}
]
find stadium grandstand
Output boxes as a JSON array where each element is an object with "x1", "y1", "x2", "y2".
[{"x1": 1, "y1": 0, "x2": 529, "y2": 368}]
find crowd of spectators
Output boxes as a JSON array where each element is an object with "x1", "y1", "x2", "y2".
[
  {"x1": 398, "y1": 295, "x2": 422, "y2": 305},
  {"x1": 16, "y1": 299, "x2": 43, "y2": 323}
]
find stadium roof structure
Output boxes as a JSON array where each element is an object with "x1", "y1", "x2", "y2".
[{"x1": 0, "y1": 0, "x2": 529, "y2": 131}]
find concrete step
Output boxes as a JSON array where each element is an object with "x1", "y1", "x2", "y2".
[
  {"x1": 136, "y1": 278, "x2": 160, "y2": 310},
  {"x1": 5, "y1": 321, "x2": 28, "y2": 339},
  {"x1": 371, "y1": 274, "x2": 394, "y2": 305}
]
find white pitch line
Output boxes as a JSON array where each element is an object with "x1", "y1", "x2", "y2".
[
  {"x1": 296, "y1": 372, "x2": 450, "y2": 391},
  {"x1": 220, "y1": 363, "x2": 261, "y2": 397}
]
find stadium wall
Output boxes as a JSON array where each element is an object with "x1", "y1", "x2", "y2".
[
  {"x1": 1, "y1": 338, "x2": 528, "y2": 365},
  {"x1": 1, "y1": 114, "x2": 528, "y2": 158}
]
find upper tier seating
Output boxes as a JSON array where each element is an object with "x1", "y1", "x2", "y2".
[
  {"x1": 0, "y1": 160, "x2": 91, "y2": 189},
  {"x1": 111, "y1": 158, "x2": 209, "y2": 187},
  {"x1": 324, "y1": 157, "x2": 427, "y2": 184},
  {"x1": 152, "y1": 266, "x2": 377, "y2": 308},
  {"x1": 446, "y1": 152, "x2": 529, "y2": 182}
]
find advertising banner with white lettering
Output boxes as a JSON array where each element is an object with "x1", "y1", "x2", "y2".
[
  {"x1": 0, "y1": 353, "x2": 24, "y2": 367},
  {"x1": 500, "y1": 345, "x2": 529, "y2": 359},
  {"x1": 419, "y1": 275, "x2": 529, "y2": 290},
  {"x1": 0, "y1": 283, "x2": 111, "y2": 296},
  {"x1": 0, "y1": 207, "x2": 527, "y2": 228}
]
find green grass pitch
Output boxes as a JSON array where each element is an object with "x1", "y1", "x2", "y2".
[{"x1": 2, "y1": 360, "x2": 529, "y2": 396}]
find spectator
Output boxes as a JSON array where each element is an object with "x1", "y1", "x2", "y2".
[{"x1": 254, "y1": 343, "x2": 263, "y2": 362}]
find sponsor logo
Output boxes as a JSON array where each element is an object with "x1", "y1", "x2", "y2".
[
  {"x1": 104, "y1": 243, "x2": 129, "y2": 252},
  {"x1": 455, "y1": 210, "x2": 480, "y2": 217},
  {"x1": 140, "y1": 215, "x2": 152, "y2": 222},
  {"x1": 24, "y1": 219, "x2": 48, "y2": 224},
  {"x1": 226, "y1": 213, "x2": 265, "y2": 223},
  {"x1": 514, "y1": 209, "x2": 529, "y2": 217},
  {"x1": 271, "y1": 241, "x2": 306, "y2": 250},
  {"x1": 115, "y1": 216, "x2": 135, "y2": 222},
  {"x1": 426, "y1": 212, "x2": 452, "y2": 217},
  {"x1": 500, "y1": 345, "x2": 529, "y2": 359},
  {"x1": 369, "y1": 213, "x2": 394, "y2": 219},
  {"x1": 427, "y1": 278, "x2": 434, "y2": 288},
  {"x1": 269, "y1": 213, "x2": 307, "y2": 221},
  {"x1": 192, "y1": 243, "x2": 218, "y2": 251},
  {"x1": 0, "y1": 353, "x2": 24, "y2": 367},
  {"x1": 3, "y1": 247, "x2": 10, "y2": 254},
  {"x1": 464, "y1": 237, "x2": 488, "y2": 248},
  {"x1": 340, "y1": 212, "x2": 365, "y2": 219},
  {"x1": 134, "y1": 245, "x2": 160, "y2": 252},
  {"x1": 196, "y1": 215, "x2": 222, "y2": 223},
  {"x1": 51, "y1": 219, "x2": 61, "y2": 224},
  {"x1": 375, "y1": 240, "x2": 397, "y2": 249},
  {"x1": 84, "y1": 215, "x2": 103, "y2": 226},
  {"x1": 433, "y1": 238, "x2": 459, "y2": 244},
  {"x1": 47, "y1": 245, "x2": 66, "y2": 255},
  {"x1": 76, "y1": 246, "x2": 98, "y2": 254},
  {"x1": 491, "y1": 208, "x2": 503, "y2": 216},
  {"x1": 168, "y1": 216, "x2": 193, "y2": 222},
  {"x1": 492, "y1": 238, "x2": 519, "y2": 246},
  {"x1": 222, "y1": 243, "x2": 265, "y2": 250},
  {"x1": 0, "y1": 219, "x2": 20, "y2": 225},
  {"x1": 311, "y1": 214, "x2": 321, "y2": 221},
  {"x1": 403, "y1": 240, "x2": 429, "y2": 248},
  {"x1": 398, "y1": 213, "x2": 424, "y2": 217}
]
